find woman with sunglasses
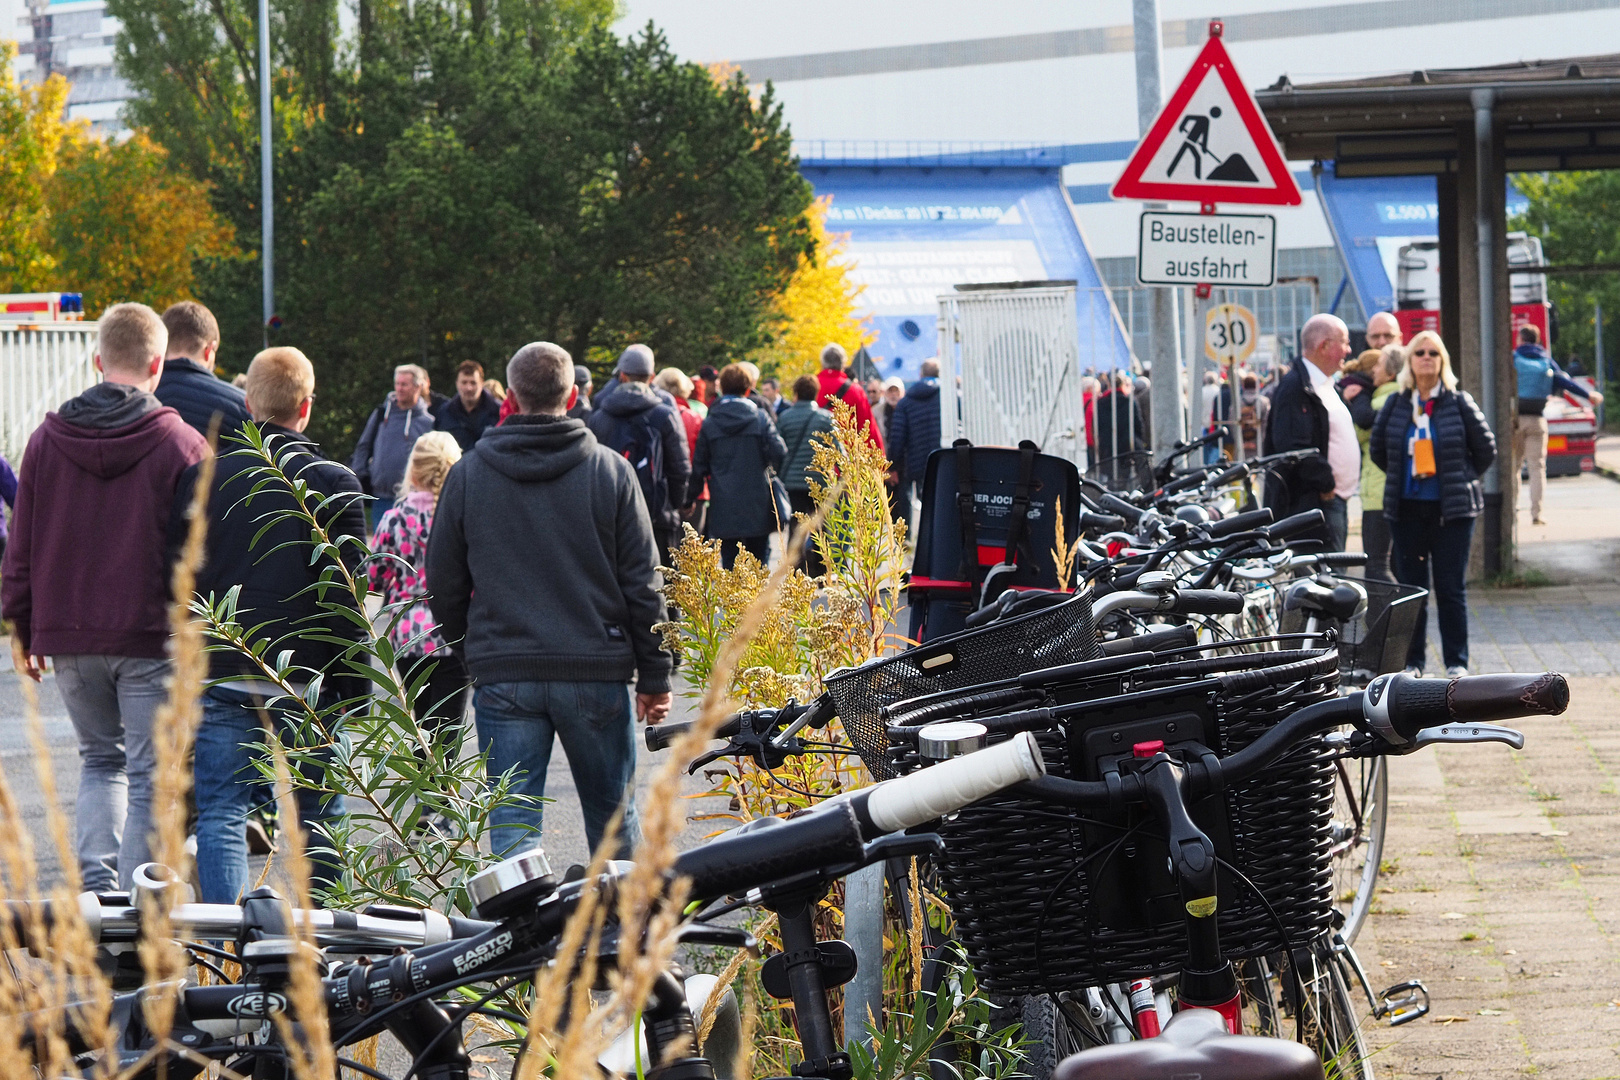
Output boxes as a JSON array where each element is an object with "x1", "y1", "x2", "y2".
[{"x1": 1370, "y1": 330, "x2": 1497, "y2": 676}]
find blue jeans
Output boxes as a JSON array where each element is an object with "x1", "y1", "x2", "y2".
[
  {"x1": 1320, "y1": 495, "x2": 1349, "y2": 553},
  {"x1": 195, "y1": 687, "x2": 348, "y2": 904},
  {"x1": 1391, "y1": 501, "x2": 1475, "y2": 671},
  {"x1": 473, "y1": 681, "x2": 640, "y2": 860}
]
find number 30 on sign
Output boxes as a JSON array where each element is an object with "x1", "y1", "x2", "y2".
[{"x1": 1205, "y1": 303, "x2": 1257, "y2": 365}]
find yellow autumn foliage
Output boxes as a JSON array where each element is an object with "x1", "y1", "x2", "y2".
[
  {"x1": 756, "y1": 195, "x2": 875, "y2": 380},
  {"x1": 0, "y1": 42, "x2": 236, "y2": 312}
]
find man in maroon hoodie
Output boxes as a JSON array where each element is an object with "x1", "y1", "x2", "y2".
[{"x1": 2, "y1": 302, "x2": 208, "y2": 891}]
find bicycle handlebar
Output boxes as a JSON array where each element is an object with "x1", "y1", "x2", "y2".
[
  {"x1": 671, "y1": 733, "x2": 1045, "y2": 900},
  {"x1": 4, "y1": 895, "x2": 494, "y2": 956},
  {"x1": 1365, "y1": 671, "x2": 1569, "y2": 744},
  {"x1": 1263, "y1": 508, "x2": 1325, "y2": 541},
  {"x1": 1014, "y1": 671, "x2": 1562, "y2": 812},
  {"x1": 1079, "y1": 511, "x2": 1127, "y2": 533},
  {"x1": 1205, "y1": 508, "x2": 1272, "y2": 540},
  {"x1": 1168, "y1": 589, "x2": 1245, "y2": 616},
  {"x1": 1097, "y1": 493, "x2": 1145, "y2": 526}
]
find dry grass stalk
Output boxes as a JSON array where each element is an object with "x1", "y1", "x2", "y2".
[
  {"x1": 697, "y1": 911, "x2": 774, "y2": 1047},
  {"x1": 732, "y1": 982, "x2": 759, "y2": 1080},
  {"x1": 1052, "y1": 496, "x2": 1079, "y2": 589},
  {"x1": 260, "y1": 727, "x2": 338, "y2": 1080},
  {"x1": 907, "y1": 858, "x2": 925, "y2": 998},
  {"x1": 136, "y1": 441, "x2": 215, "y2": 1045}
]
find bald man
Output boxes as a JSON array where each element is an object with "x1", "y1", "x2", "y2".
[
  {"x1": 1365, "y1": 312, "x2": 1402, "y2": 351},
  {"x1": 1261, "y1": 313, "x2": 1358, "y2": 551}
]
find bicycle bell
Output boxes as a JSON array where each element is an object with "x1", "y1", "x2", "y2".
[
  {"x1": 919, "y1": 721, "x2": 989, "y2": 760},
  {"x1": 468, "y1": 847, "x2": 560, "y2": 919}
]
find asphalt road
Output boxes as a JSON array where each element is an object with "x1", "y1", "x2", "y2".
[{"x1": 0, "y1": 661, "x2": 716, "y2": 893}]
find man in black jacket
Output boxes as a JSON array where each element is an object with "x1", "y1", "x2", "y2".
[
  {"x1": 1262, "y1": 314, "x2": 1358, "y2": 551},
  {"x1": 587, "y1": 346, "x2": 691, "y2": 568},
  {"x1": 434, "y1": 360, "x2": 502, "y2": 450},
  {"x1": 155, "y1": 301, "x2": 250, "y2": 438},
  {"x1": 428, "y1": 341, "x2": 671, "y2": 859},
  {"x1": 172, "y1": 346, "x2": 366, "y2": 903}
]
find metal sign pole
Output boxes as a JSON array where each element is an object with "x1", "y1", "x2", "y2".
[{"x1": 1134, "y1": 0, "x2": 1185, "y2": 470}]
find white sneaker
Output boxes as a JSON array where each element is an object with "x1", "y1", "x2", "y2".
[{"x1": 1445, "y1": 665, "x2": 1468, "y2": 678}]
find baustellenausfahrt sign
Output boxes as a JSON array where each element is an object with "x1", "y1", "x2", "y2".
[{"x1": 1137, "y1": 211, "x2": 1276, "y2": 288}]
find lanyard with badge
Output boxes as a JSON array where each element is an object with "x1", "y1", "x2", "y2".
[{"x1": 1409, "y1": 396, "x2": 1437, "y2": 479}]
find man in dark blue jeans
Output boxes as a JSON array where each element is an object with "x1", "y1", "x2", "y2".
[
  {"x1": 428, "y1": 342, "x2": 672, "y2": 860},
  {"x1": 172, "y1": 346, "x2": 366, "y2": 903}
]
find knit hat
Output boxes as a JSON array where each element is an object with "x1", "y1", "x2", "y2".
[
  {"x1": 615, "y1": 344, "x2": 655, "y2": 377},
  {"x1": 574, "y1": 364, "x2": 592, "y2": 387}
]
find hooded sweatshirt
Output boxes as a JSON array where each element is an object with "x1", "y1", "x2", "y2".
[
  {"x1": 586, "y1": 380, "x2": 691, "y2": 533},
  {"x1": 426, "y1": 414, "x2": 671, "y2": 694},
  {"x1": 1, "y1": 383, "x2": 208, "y2": 656},
  {"x1": 692, "y1": 396, "x2": 787, "y2": 539}
]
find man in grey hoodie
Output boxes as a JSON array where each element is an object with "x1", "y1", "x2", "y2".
[
  {"x1": 427, "y1": 342, "x2": 671, "y2": 859},
  {"x1": 350, "y1": 364, "x2": 435, "y2": 527}
]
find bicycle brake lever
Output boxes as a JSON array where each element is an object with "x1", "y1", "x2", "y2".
[
  {"x1": 861, "y1": 832, "x2": 945, "y2": 864},
  {"x1": 687, "y1": 746, "x2": 732, "y2": 775},
  {"x1": 1407, "y1": 723, "x2": 1525, "y2": 753}
]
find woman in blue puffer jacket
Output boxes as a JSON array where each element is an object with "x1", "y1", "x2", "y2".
[{"x1": 1370, "y1": 330, "x2": 1496, "y2": 677}]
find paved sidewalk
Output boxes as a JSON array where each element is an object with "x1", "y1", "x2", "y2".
[{"x1": 1360, "y1": 676, "x2": 1620, "y2": 1080}]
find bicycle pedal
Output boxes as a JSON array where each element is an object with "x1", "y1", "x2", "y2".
[{"x1": 1374, "y1": 979, "x2": 1429, "y2": 1026}]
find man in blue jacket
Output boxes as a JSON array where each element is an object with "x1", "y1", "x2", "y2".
[
  {"x1": 886, "y1": 359, "x2": 941, "y2": 525},
  {"x1": 1514, "y1": 324, "x2": 1602, "y2": 526},
  {"x1": 155, "y1": 301, "x2": 250, "y2": 439}
]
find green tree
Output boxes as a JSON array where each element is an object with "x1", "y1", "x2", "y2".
[
  {"x1": 109, "y1": 0, "x2": 814, "y2": 452},
  {"x1": 1513, "y1": 171, "x2": 1620, "y2": 408}
]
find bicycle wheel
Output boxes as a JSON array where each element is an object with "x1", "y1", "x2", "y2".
[
  {"x1": 1013, "y1": 993, "x2": 1093, "y2": 1080},
  {"x1": 1238, "y1": 939, "x2": 1372, "y2": 1080},
  {"x1": 1328, "y1": 754, "x2": 1387, "y2": 945}
]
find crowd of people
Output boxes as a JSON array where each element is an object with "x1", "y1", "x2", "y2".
[
  {"x1": 0, "y1": 294, "x2": 1596, "y2": 900},
  {"x1": 0, "y1": 297, "x2": 955, "y2": 898}
]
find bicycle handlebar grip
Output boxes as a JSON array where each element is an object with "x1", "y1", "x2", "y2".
[
  {"x1": 862, "y1": 732, "x2": 1046, "y2": 835},
  {"x1": 644, "y1": 710, "x2": 748, "y2": 752},
  {"x1": 1265, "y1": 508, "x2": 1325, "y2": 541},
  {"x1": 1209, "y1": 462, "x2": 1249, "y2": 487},
  {"x1": 673, "y1": 803, "x2": 867, "y2": 900},
  {"x1": 1160, "y1": 471, "x2": 1206, "y2": 496},
  {"x1": 1205, "y1": 508, "x2": 1273, "y2": 539},
  {"x1": 1318, "y1": 552, "x2": 1369, "y2": 567},
  {"x1": 1078, "y1": 511, "x2": 1127, "y2": 533},
  {"x1": 1097, "y1": 494, "x2": 1145, "y2": 525},
  {"x1": 1167, "y1": 589, "x2": 1244, "y2": 616},
  {"x1": 1367, "y1": 671, "x2": 1569, "y2": 742}
]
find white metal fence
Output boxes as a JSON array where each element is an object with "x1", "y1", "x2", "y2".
[
  {"x1": 0, "y1": 324, "x2": 100, "y2": 464},
  {"x1": 938, "y1": 285, "x2": 1093, "y2": 468}
]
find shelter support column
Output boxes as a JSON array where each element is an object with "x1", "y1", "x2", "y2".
[{"x1": 1451, "y1": 102, "x2": 1514, "y2": 581}]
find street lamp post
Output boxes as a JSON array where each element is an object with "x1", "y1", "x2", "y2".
[{"x1": 259, "y1": 0, "x2": 273, "y2": 345}]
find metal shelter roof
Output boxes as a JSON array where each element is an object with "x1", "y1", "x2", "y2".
[{"x1": 1257, "y1": 53, "x2": 1620, "y2": 176}]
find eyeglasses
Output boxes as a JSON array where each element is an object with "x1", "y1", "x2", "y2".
[{"x1": 1412, "y1": 349, "x2": 1441, "y2": 357}]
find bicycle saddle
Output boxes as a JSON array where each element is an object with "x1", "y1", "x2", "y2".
[
  {"x1": 1053, "y1": 1008, "x2": 1326, "y2": 1080},
  {"x1": 1282, "y1": 577, "x2": 1366, "y2": 622}
]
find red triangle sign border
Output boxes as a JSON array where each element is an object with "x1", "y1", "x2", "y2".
[{"x1": 1111, "y1": 31, "x2": 1302, "y2": 207}]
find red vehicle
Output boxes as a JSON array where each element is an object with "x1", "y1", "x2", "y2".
[{"x1": 1543, "y1": 377, "x2": 1598, "y2": 477}]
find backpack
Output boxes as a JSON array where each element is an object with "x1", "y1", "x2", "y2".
[{"x1": 606, "y1": 407, "x2": 667, "y2": 516}]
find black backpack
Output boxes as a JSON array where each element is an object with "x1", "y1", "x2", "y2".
[{"x1": 606, "y1": 407, "x2": 667, "y2": 515}]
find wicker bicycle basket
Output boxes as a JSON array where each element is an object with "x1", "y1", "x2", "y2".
[
  {"x1": 825, "y1": 590, "x2": 1100, "y2": 781},
  {"x1": 911, "y1": 647, "x2": 1342, "y2": 995}
]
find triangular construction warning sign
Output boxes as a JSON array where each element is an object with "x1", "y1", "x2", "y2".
[{"x1": 1111, "y1": 25, "x2": 1302, "y2": 207}]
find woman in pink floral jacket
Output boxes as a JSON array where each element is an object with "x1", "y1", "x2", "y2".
[{"x1": 369, "y1": 431, "x2": 468, "y2": 753}]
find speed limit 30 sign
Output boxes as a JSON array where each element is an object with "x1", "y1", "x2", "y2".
[{"x1": 1205, "y1": 303, "x2": 1257, "y2": 365}]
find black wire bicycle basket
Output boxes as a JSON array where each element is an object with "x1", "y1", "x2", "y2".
[
  {"x1": 1332, "y1": 577, "x2": 1429, "y2": 683},
  {"x1": 893, "y1": 645, "x2": 1342, "y2": 995},
  {"x1": 824, "y1": 589, "x2": 1101, "y2": 780}
]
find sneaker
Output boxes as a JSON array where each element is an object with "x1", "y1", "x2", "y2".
[
  {"x1": 1403, "y1": 666, "x2": 1424, "y2": 677},
  {"x1": 1532, "y1": 517, "x2": 1546, "y2": 526},
  {"x1": 1445, "y1": 665, "x2": 1468, "y2": 678}
]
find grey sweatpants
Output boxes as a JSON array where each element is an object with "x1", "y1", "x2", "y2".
[{"x1": 52, "y1": 655, "x2": 170, "y2": 891}]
